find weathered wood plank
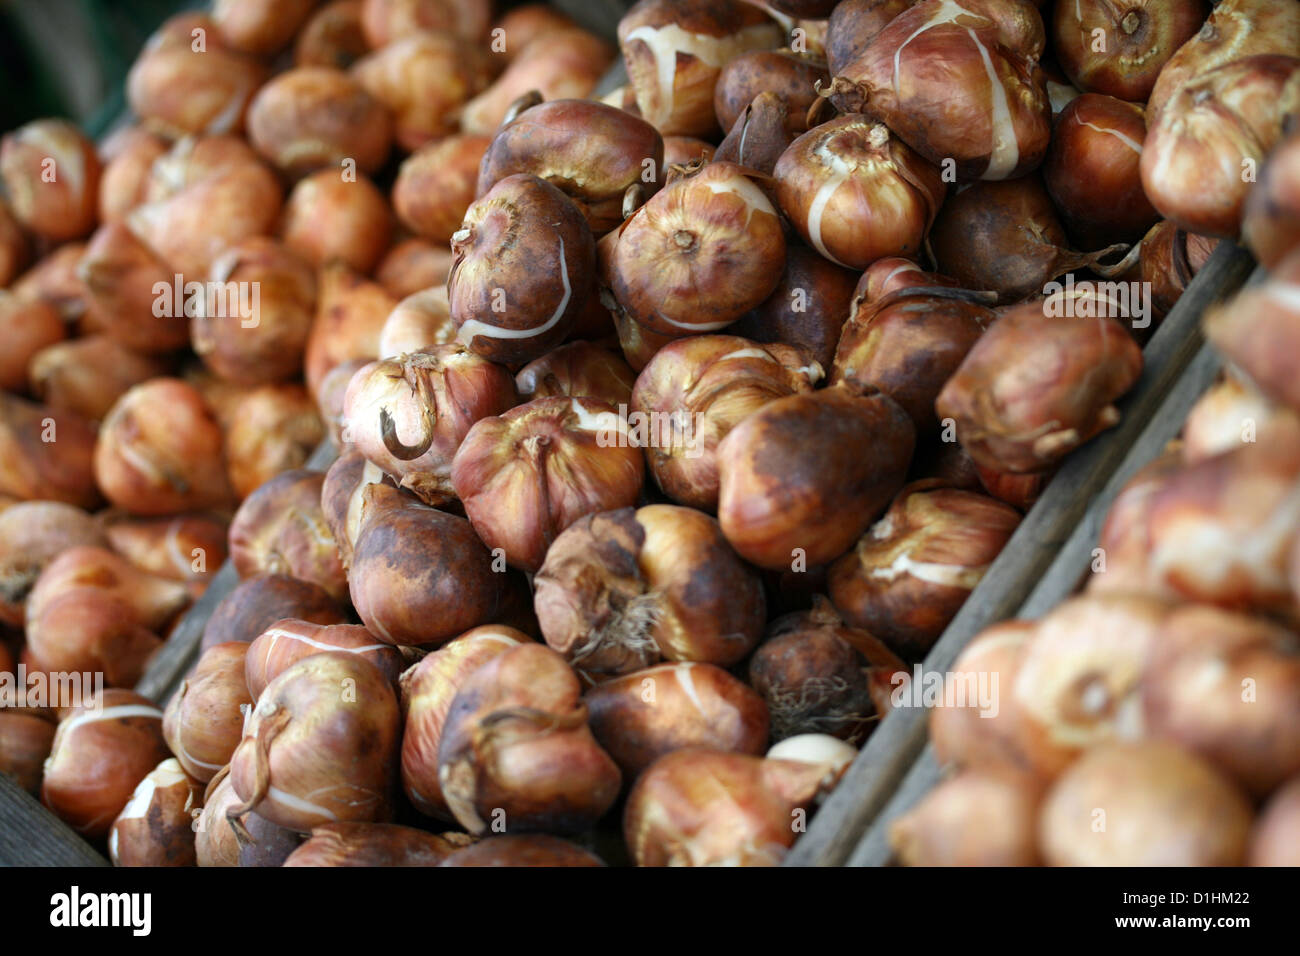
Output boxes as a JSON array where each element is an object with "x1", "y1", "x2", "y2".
[
  {"x1": 785, "y1": 242, "x2": 1257, "y2": 866},
  {"x1": 0, "y1": 773, "x2": 109, "y2": 867}
]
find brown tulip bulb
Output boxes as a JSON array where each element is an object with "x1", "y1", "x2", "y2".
[
  {"x1": 1147, "y1": 0, "x2": 1300, "y2": 127},
  {"x1": 535, "y1": 506, "x2": 765, "y2": 674},
  {"x1": 283, "y1": 822, "x2": 462, "y2": 866},
  {"x1": 715, "y1": 49, "x2": 828, "y2": 137},
  {"x1": 41, "y1": 690, "x2": 171, "y2": 839},
  {"x1": 1250, "y1": 777, "x2": 1300, "y2": 867},
  {"x1": 730, "y1": 245, "x2": 859, "y2": 373},
  {"x1": 1142, "y1": 55, "x2": 1300, "y2": 239},
  {"x1": 449, "y1": 174, "x2": 596, "y2": 364},
  {"x1": 1052, "y1": 0, "x2": 1207, "y2": 103},
  {"x1": 281, "y1": 170, "x2": 392, "y2": 276},
  {"x1": 342, "y1": 345, "x2": 519, "y2": 505},
  {"x1": 76, "y1": 222, "x2": 190, "y2": 354},
  {"x1": 94, "y1": 379, "x2": 231, "y2": 515},
  {"x1": 245, "y1": 620, "x2": 405, "y2": 701},
  {"x1": 126, "y1": 14, "x2": 266, "y2": 138},
  {"x1": 1137, "y1": 220, "x2": 1217, "y2": 318},
  {"x1": 1205, "y1": 251, "x2": 1300, "y2": 416},
  {"x1": 438, "y1": 643, "x2": 621, "y2": 834},
  {"x1": 319, "y1": 447, "x2": 390, "y2": 568},
  {"x1": 935, "y1": 294, "x2": 1143, "y2": 474},
  {"x1": 400, "y1": 626, "x2": 529, "y2": 819},
  {"x1": 1243, "y1": 130, "x2": 1300, "y2": 272},
  {"x1": 228, "y1": 469, "x2": 347, "y2": 603},
  {"x1": 1011, "y1": 594, "x2": 1171, "y2": 765},
  {"x1": 748, "y1": 625, "x2": 874, "y2": 744},
  {"x1": 1039, "y1": 742, "x2": 1252, "y2": 866},
  {"x1": 713, "y1": 91, "x2": 795, "y2": 176},
  {"x1": 631, "y1": 335, "x2": 822, "y2": 510},
  {"x1": 348, "y1": 483, "x2": 515, "y2": 645},
  {"x1": 202, "y1": 574, "x2": 346, "y2": 653},
  {"x1": 0, "y1": 712, "x2": 55, "y2": 795},
  {"x1": 163, "y1": 642, "x2": 253, "y2": 782},
  {"x1": 1044, "y1": 94, "x2": 1159, "y2": 248},
  {"x1": 352, "y1": 33, "x2": 491, "y2": 151},
  {"x1": 716, "y1": 383, "x2": 915, "y2": 570},
  {"x1": 108, "y1": 758, "x2": 203, "y2": 867},
  {"x1": 929, "y1": 177, "x2": 1130, "y2": 304},
  {"x1": 853, "y1": 257, "x2": 960, "y2": 310},
  {"x1": 515, "y1": 342, "x2": 636, "y2": 409},
  {"x1": 1140, "y1": 605, "x2": 1300, "y2": 797},
  {"x1": 224, "y1": 384, "x2": 327, "y2": 499},
  {"x1": 612, "y1": 161, "x2": 786, "y2": 335},
  {"x1": 213, "y1": 0, "x2": 316, "y2": 55},
  {"x1": 624, "y1": 749, "x2": 839, "y2": 866},
  {"x1": 191, "y1": 238, "x2": 316, "y2": 386},
  {"x1": 826, "y1": 0, "x2": 915, "y2": 77},
  {"x1": 378, "y1": 288, "x2": 456, "y2": 358},
  {"x1": 830, "y1": 0, "x2": 1050, "y2": 181},
  {"x1": 662, "y1": 136, "x2": 716, "y2": 167},
  {"x1": 618, "y1": 0, "x2": 784, "y2": 137},
  {"x1": 1181, "y1": 375, "x2": 1300, "y2": 465},
  {"x1": 247, "y1": 67, "x2": 392, "y2": 177},
  {"x1": 451, "y1": 397, "x2": 646, "y2": 573},
  {"x1": 928, "y1": 619, "x2": 1073, "y2": 779},
  {"x1": 832, "y1": 287, "x2": 994, "y2": 435},
  {"x1": 195, "y1": 768, "x2": 296, "y2": 866},
  {"x1": 29, "y1": 336, "x2": 171, "y2": 423},
  {"x1": 101, "y1": 512, "x2": 228, "y2": 590},
  {"x1": 9, "y1": 242, "x2": 89, "y2": 323},
  {"x1": 1094, "y1": 435, "x2": 1300, "y2": 613},
  {"x1": 0, "y1": 119, "x2": 101, "y2": 242},
  {"x1": 829, "y1": 483, "x2": 1021, "y2": 658},
  {"x1": 392, "y1": 135, "x2": 491, "y2": 244},
  {"x1": 228, "y1": 652, "x2": 400, "y2": 831},
  {"x1": 585, "y1": 662, "x2": 769, "y2": 779},
  {"x1": 304, "y1": 263, "x2": 396, "y2": 400},
  {"x1": 460, "y1": 28, "x2": 615, "y2": 136},
  {"x1": 775, "y1": 117, "x2": 945, "y2": 270},
  {"x1": 0, "y1": 292, "x2": 63, "y2": 394},
  {"x1": 295, "y1": 0, "x2": 369, "y2": 69},
  {"x1": 477, "y1": 99, "x2": 665, "y2": 235},
  {"x1": 0, "y1": 200, "x2": 30, "y2": 288},
  {"x1": 0, "y1": 394, "x2": 100, "y2": 509},
  {"x1": 492, "y1": 5, "x2": 582, "y2": 60},
  {"x1": 439, "y1": 834, "x2": 605, "y2": 866},
  {"x1": 24, "y1": 545, "x2": 188, "y2": 685},
  {"x1": 0, "y1": 501, "x2": 105, "y2": 628},
  {"x1": 891, "y1": 767, "x2": 1042, "y2": 866},
  {"x1": 360, "y1": 0, "x2": 492, "y2": 45},
  {"x1": 127, "y1": 149, "x2": 283, "y2": 284}
]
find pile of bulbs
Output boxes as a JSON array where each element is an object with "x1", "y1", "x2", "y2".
[{"x1": 0, "y1": 0, "x2": 1297, "y2": 866}]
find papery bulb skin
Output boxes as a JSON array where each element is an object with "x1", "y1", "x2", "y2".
[
  {"x1": 477, "y1": 100, "x2": 665, "y2": 236},
  {"x1": 716, "y1": 383, "x2": 915, "y2": 570},
  {"x1": 774, "y1": 116, "x2": 946, "y2": 270},
  {"x1": 534, "y1": 505, "x2": 766, "y2": 674},
  {"x1": 342, "y1": 344, "x2": 519, "y2": 505},
  {"x1": 227, "y1": 652, "x2": 400, "y2": 831},
  {"x1": 449, "y1": 174, "x2": 596, "y2": 365},
  {"x1": 437, "y1": 643, "x2": 622, "y2": 835},
  {"x1": 450, "y1": 397, "x2": 645, "y2": 573},
  {"x1": 829, "y1": 0, "x2": 1051, "y2": 182},
  {"x1": 612, "y1": 162, "x2": 786, "y2": 336},
  {"x1": 1052, "y1": 0, "x2": 1207, "y2": 103},
  {"x1": 617, "y1": 0, "x2": 785, "y2": 138}
]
